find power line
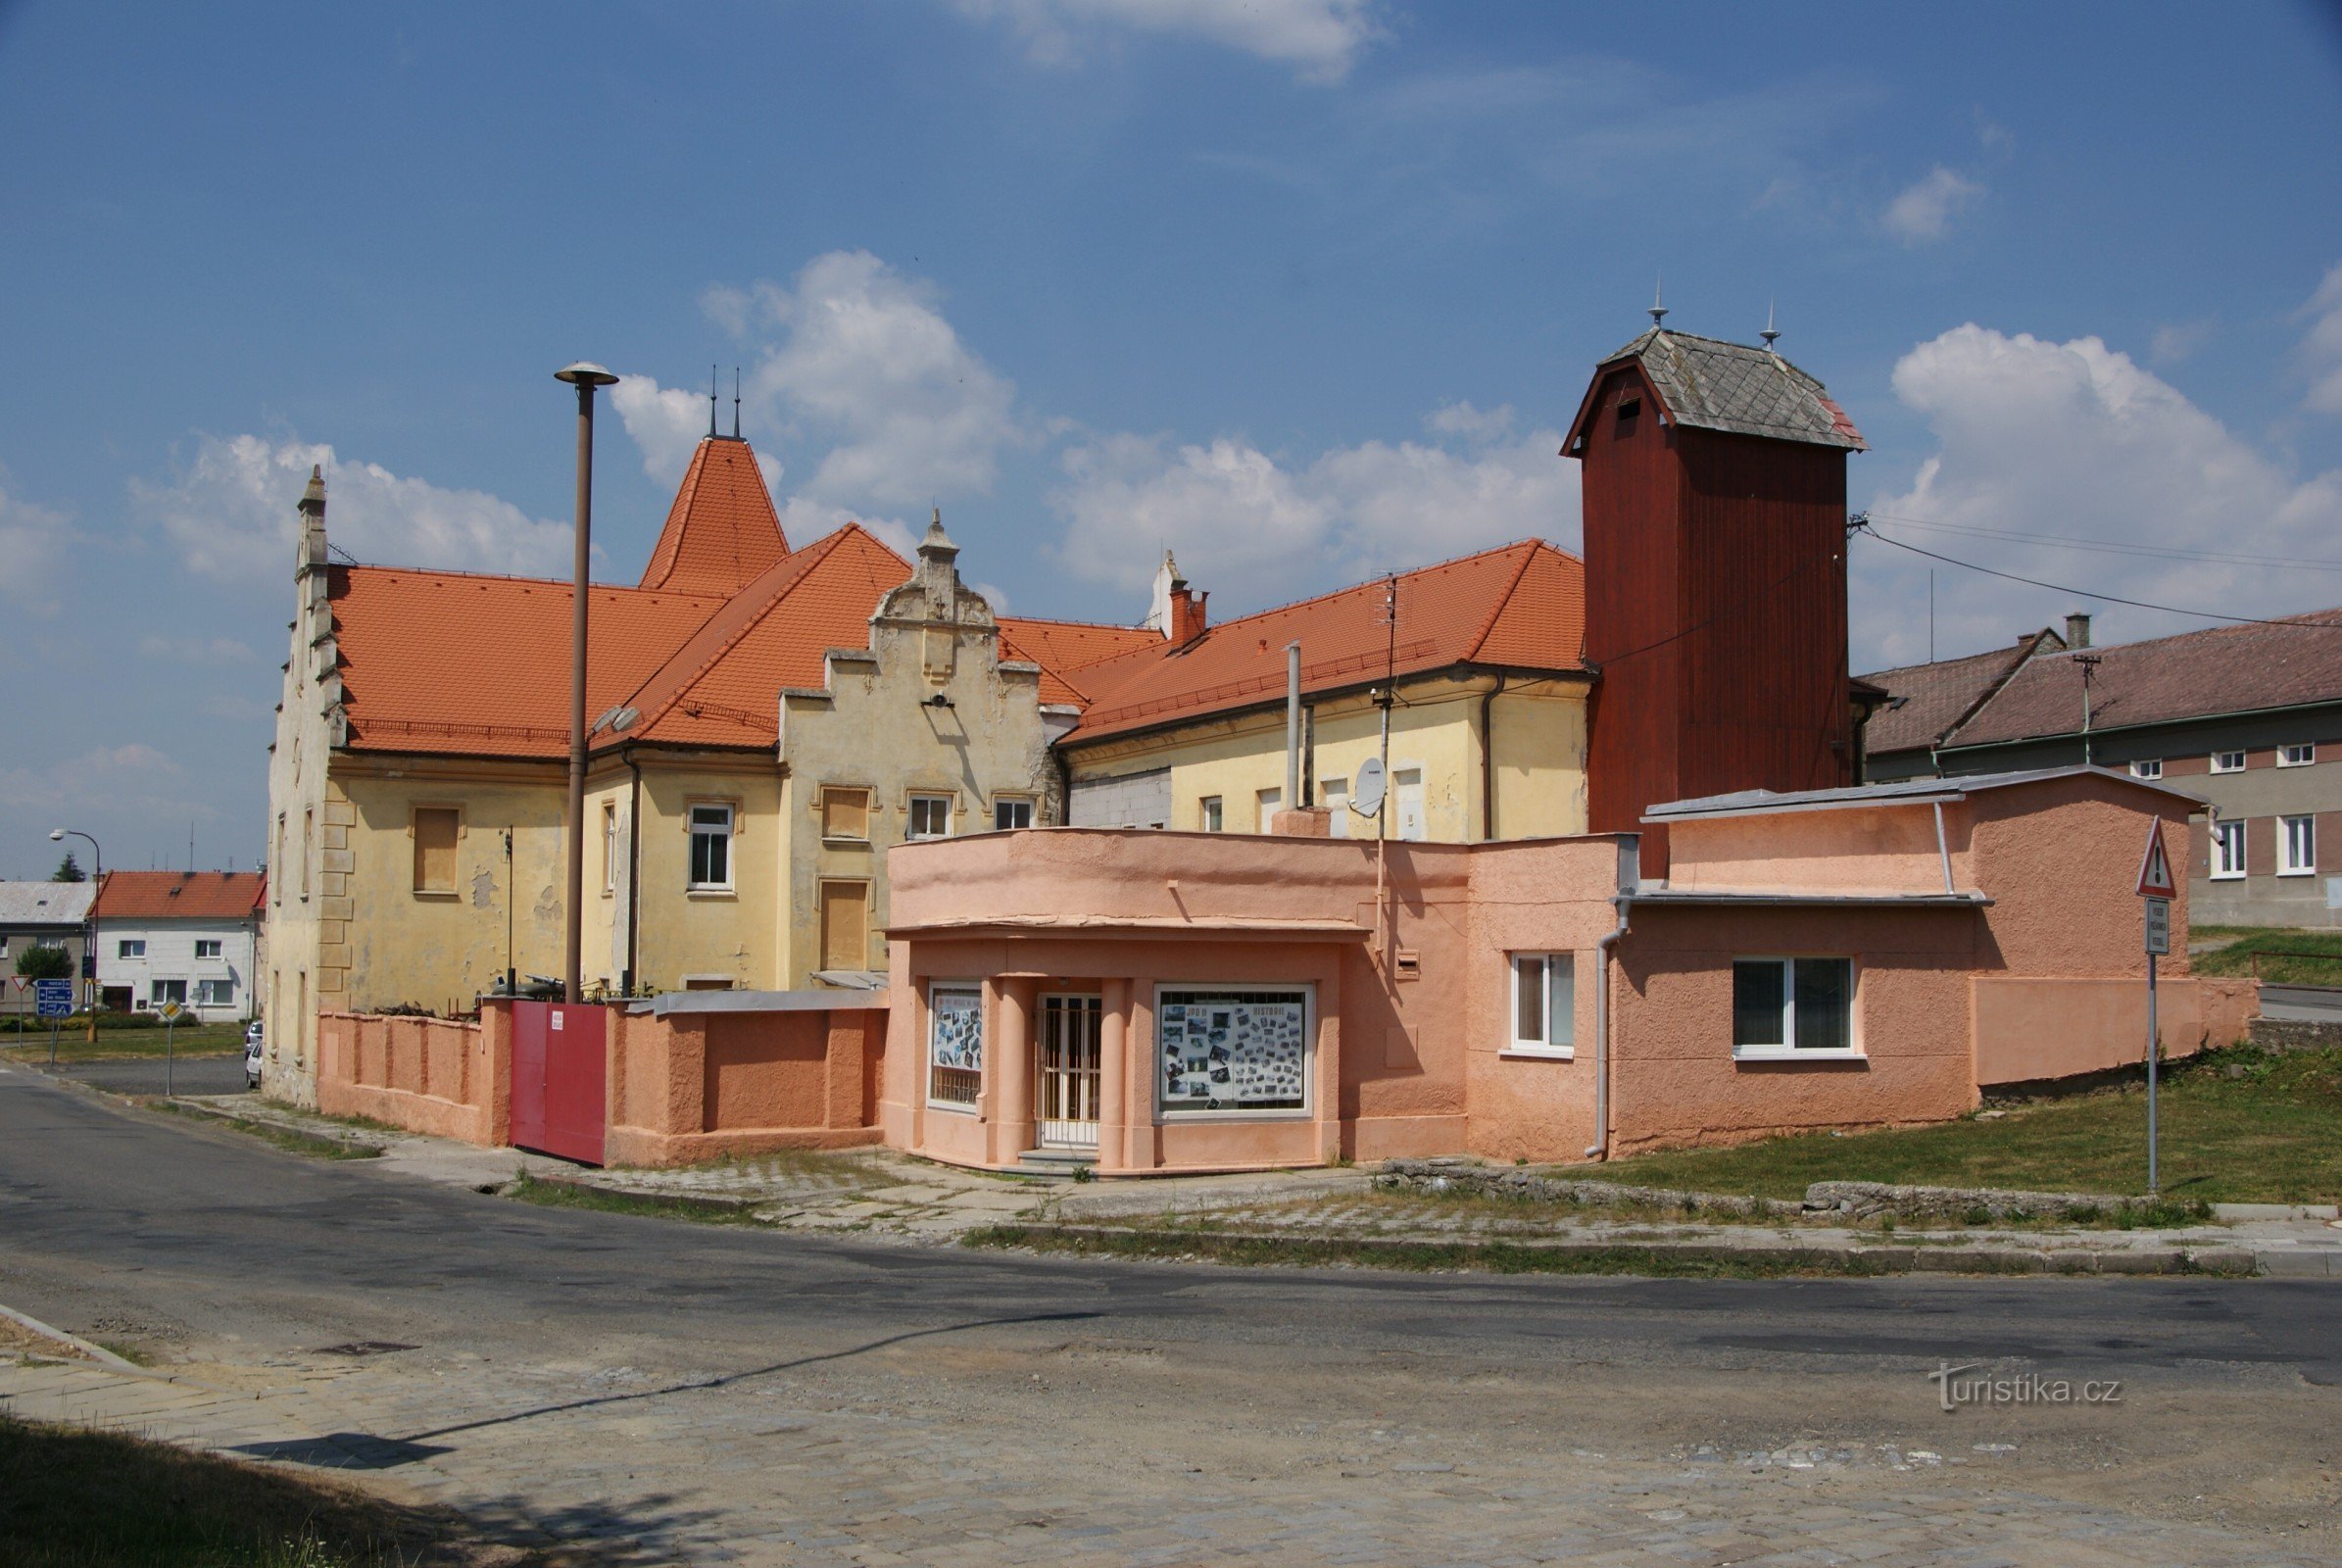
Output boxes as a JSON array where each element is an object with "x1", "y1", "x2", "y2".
[{"x1": 1866, "y1": 510, "x2": 2342, "y2": 575}]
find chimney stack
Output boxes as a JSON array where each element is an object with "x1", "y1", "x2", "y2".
[
  {"x1": 2065, "y1": 612, "x2": 2092, "y2": 650},
  {"x1": 1169, "y1": 584, "x2": 1208, "y2": 643}
]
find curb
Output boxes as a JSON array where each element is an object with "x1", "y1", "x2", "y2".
[
  {"x1": 520, "y1": 1175, "x2": 762, "y2": 1214},
  {"x1": 161, "y1": 1097, "x2": 384, "y2": 1155},
  {"x1": 0, "y1": 1303, "x2": 147, "y2": 1373},
  {"x1": 971, "y1": 1223, "x2": 2268, "y2": 1278}
]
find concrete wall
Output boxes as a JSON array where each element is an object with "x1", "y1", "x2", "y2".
[
  {"x1": 606, "y1": 1003, "x2": 885, "y2": 1166},
  {"x1": 316, "y1": 1007, "x2": 508, "y2": 1146}
]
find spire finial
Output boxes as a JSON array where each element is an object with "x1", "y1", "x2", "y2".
[
  {"x1": 1648, "y1": 274, "x2": 1667, "y2": 327},
  {"x1": 1760, "y1": 298, "x2": 1780, "y2": 349},
  {"x1": 707, "y1": 365, "x2": 718, "y2": 439},
  {"x1": 731, "y1": 368, "x2": 742, "y2": 440}
]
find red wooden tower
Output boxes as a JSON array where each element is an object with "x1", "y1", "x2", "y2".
[{"x1": 1564, "y1": 324, "x2": 1870, "y2": 877}]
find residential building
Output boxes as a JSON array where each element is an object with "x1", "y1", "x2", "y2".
[
  {"x1": 0, "y1": 881, "x2": 96, "y2": 1015},
  {"x1": 1862, "y1": 610, "x2": 2342, "y2": 927},
  {"x1": 90, "y1": 871, "x2": 265, "y2": 1020}
]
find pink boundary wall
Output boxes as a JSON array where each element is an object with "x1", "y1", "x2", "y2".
[{"x1": 316, "y1": 1007, "x2": 510, "y2": 1147}]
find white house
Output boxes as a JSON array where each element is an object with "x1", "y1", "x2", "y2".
[{"x1": 92, "y1": 871, "x2": 265, "y2": 1022}]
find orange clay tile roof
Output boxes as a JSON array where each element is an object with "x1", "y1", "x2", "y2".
[
  {"x1": 1058, "y1": 540, "x2": 1588, "y2": 746},
  {"x1": 997, "y1": 616, "x2": 1165, "y2": 706},
  {"x1": 93, "y1": 870, "x2": 265, "y2": 921},
  {"x1": 636, "y1": 437, "x2": 791, "y2": 596}
]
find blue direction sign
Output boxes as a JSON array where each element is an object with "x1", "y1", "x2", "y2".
[{"x1": 34, "y1": 979, "x2": 74, "y2": 1019}]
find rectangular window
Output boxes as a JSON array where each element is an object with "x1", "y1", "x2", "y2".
[
  {"x1": 1157, "y1": 987, "x2": 1310, "y2": 1116},
  {"x1": 194, "y1": 939, "x2": 222, "y2": 959},
  {"x1": 0, "y1": 937, "x2": 9, "y2": 958},
  {"x1": 1199, "y1": 796, "x2": 1224, "y2": 832},
  {"x1": 993, "y1": 798, "x2": 1033, "y2": 832},
  {"x1": 301, "y1": 809, "x2": 314, "y2": 900},
  {"x1": 1508, "y1": 953, "x2": 1576, "y2": 1056},
  {"x1": 2279, "y1": 743, "x2": 2316, "y2": 768},
  {"x1": 273, "y1": 815, "x2": 285, "y2": 905},
  {"x1": 2281, "y1": 814, "x2": 2317, "y2": 876},
  {"x1": 927, "y1": 984, "x2": 983, "y2": 1109},
  {"x1": 818, "y1": 880, "x2": 869, "y2": 970},
  {"x1": 2211, "y1": 819, "x2": 2246, "y2": 880},
  {"x1": 118, "y1": 939, "x2": 146, "y2": 959},
  {"x1": 151, "y1": 979, "x2": 187, "y2": 1008},
  {"x1": 1393, "y1": 768, "x2": 1426, "y2": 842},
  {"x1": 1322, "y1": 779, "x2": 1348, "y2": 839},
  {"x1": 196, "y1": 978, "x2": 233, "y2": 1006},
  {"x1": 907, "y1": 794, "x2": 952, "y2": 840},
  {"x1": 821, "y1": 787, "x2": 872, "y2": 841},
  {"x1": 688, "y1": 804, "x2": 733, "y2": 889},
  {"x1": 2128, "y1": 759, "x2": 2163, "y2": 780},
  {"x1": 603, "y1": 803, "x2": 620, "y2": 895},
  {"x1": 1254, "y1": 787, "x2": 1282, "y2": 833},
  {"x1": 413, "y1": 807, "x2": 459, "y2": 893},
  {"x1": 1732, "y1": 958, "x2": 1857, "y2": 1058},
  {"x1": 2211, "y1": 750, "x2": 2246, "y2": 773}
]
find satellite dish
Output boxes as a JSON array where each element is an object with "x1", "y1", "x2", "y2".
[{"x1": 1351, "y1": 756, "x2": 1388, "y2": 819}]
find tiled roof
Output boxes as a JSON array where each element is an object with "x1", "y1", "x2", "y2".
[
  {"x1": 1646, "y1": 764, "x2": 2204, "y2": 820},
  {"x1": 1942, "y1": 608, "x2": 2342, "y2": 749},
  {"x1": 1059, "y1": 540, "x2": 1588, "y2": 745},
  {"x1": 1860, "y1": 630, "x2": 2062, "y2": 757},
  {"x1": 92, "y1": 870, "x2": 265, "y2": 921},
  {"x1": 0, "y1": 881, "x2": 96, "y2": 926},
  {"x1": 997, "y1": 617, "x2": 1164, "y2": 706},
  {"x1": 1575, "y1": 329, "x2": 1867, "y2": 452},
  {"x1": 637, "y1": 437, "x2": 791, "y2": 596}
]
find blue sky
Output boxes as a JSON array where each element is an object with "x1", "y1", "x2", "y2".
[{"x1": 4, "y1": 1, "x2": 2340, "y2": 875}]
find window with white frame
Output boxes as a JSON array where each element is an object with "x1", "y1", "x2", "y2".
[
  {"x1": 993, "y1": 797, "x2": 1033, "y2": 831},
  {"x1": 2279, "y1": 743, "x2": 2316, "y2": 767},
  {"x1": 2280, "y1": 814, "x2": 2317, "y2": 876},
  {"x1": 2211, "y1": 750, "x2": 2246, "y2": 773},
  {"x1": 195, "y1": 939, "x2": 222, "y2": 959},
  {"x1": 1157, "y1": 987, "x2": 1310, "y2": 1115},
  {"x1": 2211, "y1": 819, "x2": 2246, "y2": 880},
  {"x1": 927, "y1": 984, "x2": 983, "y2": 1108},
  {"x1": 1321, "y1": 778, "x2": 1348, "y2": 838},
  {"x1": 1508, "y1": 953, "x2": 1576, "y2": 1055},
  {"x1": 0, "y1": 937, "x2": 9, "y2": 958},
  {"x1": 688, "y1": 804, "x2": 733, "y2": 890},
  {"x1": 196, "y1": 978, "x2": 233, "y2": 1006},
  {"x1": 150, "y1": 979, "x2": 187, "y2": 1008},
  {"x1": 1732, "y1": 958, "x2": 1856, "y2": 1057},
  {"x1": 1199, "y1": 796, "x2": 1224, "y2": 832},
  {"x1": 907, "y1": 794, "x2": 952, "y2": 841},
  {"x1": 1254, "y1": 787, "x2": 1282, "y2": 833},
  {"x1": 118, "y1": 939, "x2": 146, "y2": 959},
  {"x1": 603, "y1": 802, "x2": 620, "y2": 894},
  {"x1": 2128, "y1": 759, "x2": 2163, "y2": 780}
]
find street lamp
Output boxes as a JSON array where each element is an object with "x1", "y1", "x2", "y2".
[
  {"x1": 553, "y1": 362, "x2": 618, "y2": 1005},
  {"x1": 48, "y1": 827, "x2": 100, "y2": 1042}
]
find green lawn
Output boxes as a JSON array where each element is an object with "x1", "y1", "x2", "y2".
[
  {"x1": 2192, "y1": 924, "x2": 2342, "y2": 986},
  {"x1": 0, "y1": 1019, "x2": 244, "y2": 1060},
  {"x1": 1579, "y1": 1046, "x2": 2341, "y2": 1203}
]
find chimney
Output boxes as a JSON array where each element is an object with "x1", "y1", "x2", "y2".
[
  {"x1": 2065, "y1": 612, "x2": 2092, "y2": 650},
  {"x1": 1169, "y1": 585, "x2": 1208, "y2": 643}
]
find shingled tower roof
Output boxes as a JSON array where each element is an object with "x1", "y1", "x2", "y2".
[
  {"x1": 1568, "y1": 328, "x2": 1867, "y2": 453},
  {"x1": 637, "y1": 436, "x2": 791, "y2": 596}
]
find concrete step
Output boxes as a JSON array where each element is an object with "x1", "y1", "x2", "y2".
[{"x1": 1018, "y1": 1147, "x2": 1098, "y2": 1178}]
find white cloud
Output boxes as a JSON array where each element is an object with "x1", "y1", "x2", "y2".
[
  {"x1": 948, "y1": 0, "x2": 1378, "y2": 80},
  {"x1": 2150, "y1": 318, "x2": 2215, "y2": 365},
  {"x1": 1882, "y1": 166, "x2": 1984, "y2": 245},
  {"x1": 2296, "y1": 262, "x2": 2342, "y2": 414},
  {"x1": 0, "y1": 742, "x2": 187, "y2": 819},
  {"x1": 1051, "y1": 410, "x2": 1575, "y2": 605},
  {"x1": 1855, "y1": 324, "x2": 2342, "y2": 668},
  {"x1": 0, "y1": 473, "x2": 75, "y2": 615},
  {"x1": 134, "y1": 434, "x2": 574, "y2": 585}
]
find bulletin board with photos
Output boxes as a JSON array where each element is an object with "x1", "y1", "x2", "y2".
[
  {"x1": 927, "y1": 984, "x2": 984, "y2": 1107},
  {"x1": 1156, "y1": 988, "x2": 1309, "y2": 1114}
]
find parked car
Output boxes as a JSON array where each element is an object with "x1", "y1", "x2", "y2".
[{"x1": 243, "y1": 1024, "x2": 263, "y2": 1090}]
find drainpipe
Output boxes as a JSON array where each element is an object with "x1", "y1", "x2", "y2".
[
  {"x1": 1586, "y1": 835, "x2": 1637, "y2": 1161},
  {"x1": 1300, "y1": 701, "x2": 1316, "y2": 807},
  {"x1": 1284, "y1": 641, "x2": 1301, "y2": 816},
  {"x1": 623, "y1": 746, "x2": 643, "y2": 995},
  {"x1": 1478, "y1": 674, "x2": 1508, "y2": 841}
]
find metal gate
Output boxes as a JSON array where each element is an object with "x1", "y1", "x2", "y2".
[
  {"x1": 511, "y1": 1001, "x2": 607, "y2": 1165},
  {"x1": 1036, "y1": 994, "x2": 1101, "y2": 1148}
]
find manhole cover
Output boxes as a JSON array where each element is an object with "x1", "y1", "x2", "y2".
[{"x1": 314, "y1": 1342, "x2": 417, "y2": 1357}]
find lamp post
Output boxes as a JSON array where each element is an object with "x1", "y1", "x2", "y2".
[
  {"x1": 553, "y1": 362, "x2": 618, "y2": 1005},
  {"x1": 48, "y1": 828, "x2": 100, "y2": 1043}
]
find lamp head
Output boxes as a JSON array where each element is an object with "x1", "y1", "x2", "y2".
[
  {"x1": 48, "y1": 829, "x2": 65, "y2": 842},
  {"x1": 554, "y1": 362, "x2": 620, "y2": 389}
]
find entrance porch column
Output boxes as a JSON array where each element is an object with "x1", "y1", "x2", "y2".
[
  {"x1": 993, "y1": 976, "x2": 1038, "y2": 1161},
  {"x1": 1097, "y1": 977, "x2": 1130, "y2": 1173}
]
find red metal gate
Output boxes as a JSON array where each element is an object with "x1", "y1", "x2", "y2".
[{"x1": 510, "y1": 1002, "x2": 607, "y2": 1165}]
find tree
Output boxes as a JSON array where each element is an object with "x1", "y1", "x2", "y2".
[
  {"x1": 51, "y1": 853, "x2": 84, "y2": 883},
  {"x1": 15, "y1": 944, "x2": 73, "y2": 981}
]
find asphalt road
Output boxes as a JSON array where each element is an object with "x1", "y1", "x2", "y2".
[
  {"x1": 26, "y1": 1054, "x2": 250, "y2": 1098},
  {"x1": 3, "y1": 1060, "x2": 2337, "y2": 1564}
]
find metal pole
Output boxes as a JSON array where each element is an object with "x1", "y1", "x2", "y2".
[
  {"x1": 1284, "y1": 642, "x2": 1301, "y2": 820},
  {"x1": 166, "y1": 1011, "x2": 174, "y2": 1098},
  {"x1": 564, "y1": 388, "x2": 595, "y2": 1004},
  {"x1": 2146, "y1": 952, "x2": 2159, "y2": 1196}
]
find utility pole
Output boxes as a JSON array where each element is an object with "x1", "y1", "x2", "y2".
[{"x1": 554, "y1": 363, "x2": 618, "y2": 1004}]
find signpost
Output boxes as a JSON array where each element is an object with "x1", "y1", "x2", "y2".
[
  {"x1": 159, "y1": 1000, "x2": 183, "y2": 1097},
  {"x1": 2135, "y1": 819, "x2": 2178, "y2": 1195},
  {"x1": 35, "y1": 978, "x2": 73, "y2": 1067}
]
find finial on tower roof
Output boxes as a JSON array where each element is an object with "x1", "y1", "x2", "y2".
[
  {"x1": 707, "y1": 365, "x2": 718, "y2": 438},
  {"x1": 300, "y1": 463, "x2": 326, "y2": 514},
  {"x1": 731, "y1": 368, "x2": 742, "y2": 440},
  {"x1": 1648, "y1": 274, "x2": 1668, "y2": 327},
  {"x1": 1760, "y1": 299, "x2": 1781, "y2": 349}
]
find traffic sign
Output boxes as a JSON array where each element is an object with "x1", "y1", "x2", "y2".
[
  {"x1": 2135, "y1": 819, "x2": 2177, "y2": 899},
  {"x1": 157, "y1": 1000, "x2": 184, "y2": 1022},
  {"x1": 2144, "y1": 897, "x2": 2171, "y2": 956},
  {"x1": 8, "y1": 975, "x2": 26, "y2": 994},
  {"x1": 33, "y1": 979, "x2": 73, "y2": 1019}
]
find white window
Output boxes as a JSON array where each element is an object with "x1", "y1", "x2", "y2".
[
  {"x1": 196, "y1": 978, "x2": 233, "y2": 1007},
  {"x1": 1156, "y1": 987, "x2": 1311, "y2": 1117},
  {"x1": 2279, "y1": 743, "x2": 2316, "y2": 768},
  {"x1": 927, "y1": 984, "x2": 983, "y2": 1110},
  {"x1": 1200, "y1": 797, "x2": 1224, "y2": 833},
  {"x1": 1254, "y1": 787, "x2": 1282, "y2": 833},
  {"x1": 908, "y1": 794, "x2": 952, "y2": 841},
  {"x1": 118, "y1": 939, "x2": 146, "y2": 959},
  {"x1": 1507, "y1": 954, "x2": 1576, "y2": 1057},
  {"x1": 2211, "y1": 819, "x2": 2246, "y2": 880},
  {"x1": 603, "y1": 802, "x2": 620, "y2": 894},
  {"x1": 2280, "y1": 814, "x2": 2317, "y2": 876},
  {"x1": 151, "y1": 979, "x2": 188, "y2": 1008},
  {"x1": 688, "y1": 804, "x2": 733, "y2": 890},
  {"x1": 1732, "y1": 958, "x2": 1857, "y2": 1059},
  {"x1": 195, "y1": 939, "x2": 222, "y2": 960},
  {"x1": 2128, "y1": 759, "x2": 2163, "y2": 780},
  {"x1": 0, "y1": 937, "x2": 9, "y2": 958},
  {"x1": 2211, "y1": 751, "x2": 2246, "y2": 773},
  {"x1": 993, "y1": 798, "x2": 1033, "y2": 832},
  {"x1": 1393, "y1": 767, "x2": 1426, "y2": 842},
  {"x1": 1322, "y1": 778, "x2": 1348, "y2": 839}
]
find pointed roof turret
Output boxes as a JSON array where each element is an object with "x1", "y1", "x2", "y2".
[{"x1": 637, "y1": 435, "x2": 791, "y2": 596}]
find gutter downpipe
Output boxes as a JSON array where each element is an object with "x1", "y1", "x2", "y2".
[
  {"x1": 1479, "y1": 674, "x2": 1508, "y2": 840},
  {"x1": 1285, "y1": 641, "x2": 1301, "y2": 816},
  {"x1": 623, "y1": 746, "x2": 643, "y2": 996},
  {"x1": 1586, "y1": 833, "x2": 1637, "y2": 1161}
]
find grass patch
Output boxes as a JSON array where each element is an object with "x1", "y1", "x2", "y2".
[
  {"x1": 1570, "y1": 1047, "x2": 2341, "y2": 1204},
  {"x1": 154, "y1": 1102, "x2": 380, "y2": 1162},
  {"x1": 2191, "y1": 924, "x2": 2342, "y2": 985},
  {"x1": 92, "y1": 1340, "x2": 155, "y2": 1367},
  {"x1": 0, "y1": 1021, "x2": 244, "y2": 1062},
  {"x1": 0, "y1": 1413, "x2": 540, "y2": 1566},
  {"x1": 508, "y1": 1171, "x2": 762, "y2": 1224}
]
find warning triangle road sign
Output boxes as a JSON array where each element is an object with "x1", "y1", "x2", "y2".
[{"x1": 2136, "y1": 819, "x2": 2177, "y2": 899}]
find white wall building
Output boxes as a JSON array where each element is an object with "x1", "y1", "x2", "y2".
[{"x1": 92, "y1": 872, "x2": 265, "y2": 1022}]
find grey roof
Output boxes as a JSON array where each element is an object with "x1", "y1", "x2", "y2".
[
  {"x1": 1860, "y1": 629, "x2": 2065, "y2": 756},
  {"x1": 0, "y1": 881, "x2": 96, "y2": 926},
  {"x1": 1643, "y1": 764, "x2": 2204, "y2": 821},
  {"x1": 1600, "y1": 329, "x2": 1868, "y2": 451}
]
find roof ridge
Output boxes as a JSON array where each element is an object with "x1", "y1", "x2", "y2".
[
  {"x1": 337, "y1": 562, "x2": 724, "y2": 602},
  {"x1": 2033, "y1": 606, "x2": 2342, "y2": 659},
  {"x1": 1460, "y1": 541, "x2": 1542, "y2": 662},
  {"x1": 1186, "y1": 537, "x2": 1571, "y2": 636}
]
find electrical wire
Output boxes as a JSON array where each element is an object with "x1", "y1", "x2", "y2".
[{"x1": 1865, "y1": 510, "x2": 2342, "y2": 575}]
